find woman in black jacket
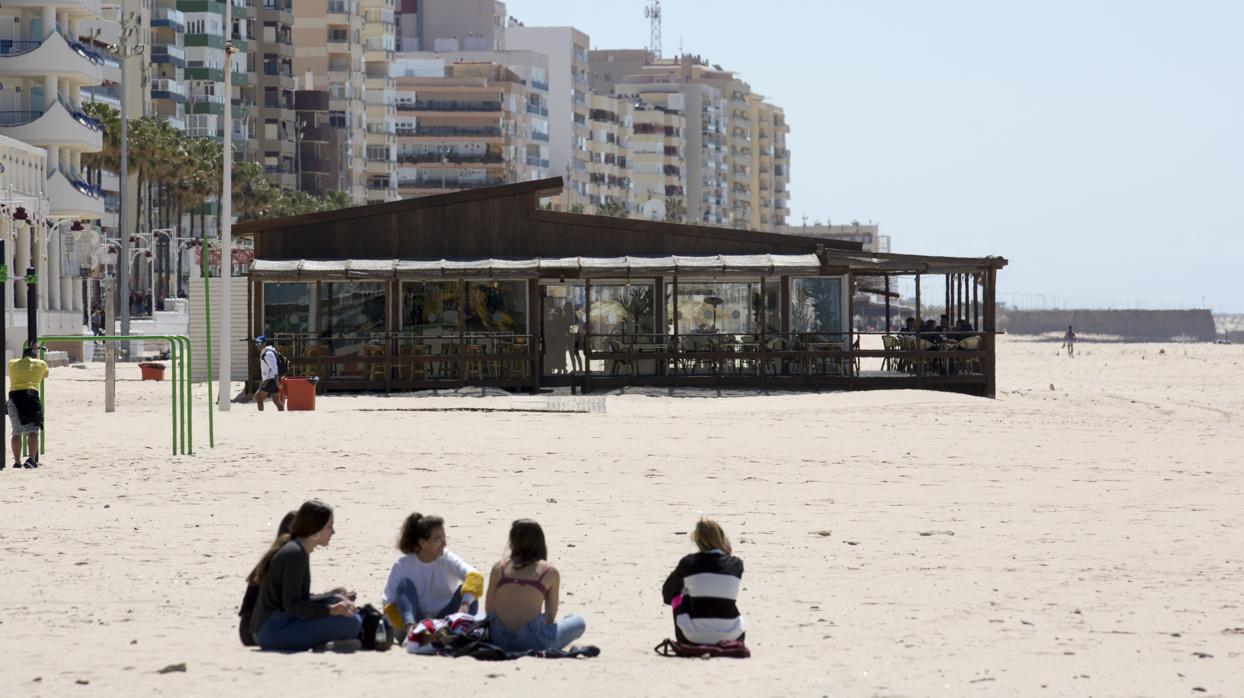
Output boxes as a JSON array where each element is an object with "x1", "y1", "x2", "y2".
[
  {"x1": 247, "y1": 500, "x2": 361, "y2": 651},
  {"x1": 238, "y1": 510, "x2": 296, "y2": 646}
]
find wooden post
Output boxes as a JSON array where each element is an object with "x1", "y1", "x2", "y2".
[
  {"x1": 457, "y1": 278, "x2": 466, "y2": 383},
  {"x1": 104, "y1": 278, "x2": 116, "y2": 413},
  {"x1": 884, "y1": 273, "x2": 891, "y2": 333},
  {"x1": 914, "y1": 273, "x2": 922, "y2": 382},
  {"x1": 527, "y1": 278, "x2": 539, "y2": 388},
  {"x1": 582, "y1": 277, "x2": 591, "y2": 392},
  {"x1": 972, "y1": 273, "x2": 980, "y2": 331},
  {"x1": 984, "y1": 269, "x2": 997, "y2": 398},
  {"x1": 846, "y1": 273, "x2": 855, "y2": 379},
  {"x1": 654, "y1": 276, "x2": 666, "y2": 377},
  {"x1": 670, "y1": 274, "x2": 678, "y2": 380}
]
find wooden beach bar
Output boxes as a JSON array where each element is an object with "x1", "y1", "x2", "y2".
[{"x1": 234, "y1": 178, "x2": 1008, "y2": 397}]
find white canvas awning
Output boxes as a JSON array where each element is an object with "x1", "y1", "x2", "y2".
[{"x1": 251, "y1": 254, "x2": 824, "y2": 280}]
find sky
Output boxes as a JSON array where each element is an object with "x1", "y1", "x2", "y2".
[{"x1": 505, "y1": 0, "x2": 1244, "y2": 312}]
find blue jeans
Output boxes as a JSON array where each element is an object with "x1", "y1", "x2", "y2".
[
  {"x1": 395, "y1": 578, "x2": 479, "y2": 624},
  {"x1": 488, "y1": 613, "x2": 586, "y2": 652},
  {"x1": 254, "y1": 609, "x2": 363, "y2": 652}
]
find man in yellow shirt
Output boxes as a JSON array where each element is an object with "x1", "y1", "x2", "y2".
[{"x1": 7, "y1": 347, "x2": 48, "y2": 470}]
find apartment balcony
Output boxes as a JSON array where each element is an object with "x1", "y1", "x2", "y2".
[
  {"x1": 47, "y1": 167, "x2": 105, "y2": 219},
  {"x1": 327, "y1": 0, "x2": 356, "y2": 18},
  {"x1": 397, "y1": 152, "x2": 503, "y2": 165},
  {"x1": 0, "y1": 99, "x2": 102, "y2": 151},
  {"x1": 525, "y1": 156, "x2": 550, "y2": 168},
  {"x1": 530, "y1": 80, "x2": 549, "y2": 92},
  {"x1": 405, "y1": 126, "x2": 502, "y2": 139},
  {"x1": 0, "y1": 29, "x2": 103, "y2": 85},
  {"x1": 400, "y1": 100, "x2": 501, "y2": 113},
  {"x1": 530, "y1": 131, "x2": 549, "y2": 142},
  {"x1": 525, "y1": 103, "x2": 549, "y2": 116},
  {"x1": 398, "y1": 176, "x2": 507, "y2": 191},
  {"x1": 152, "y1": 8, "x2": 186, "y2": 31},
  {"x1": 151, "y1": 44, "x2": 186, "y2": 68},
  {"x1": 151, "y1": 78, "x2": 187, "y2": 103}
]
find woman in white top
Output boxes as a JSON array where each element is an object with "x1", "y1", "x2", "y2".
[{"x1": 381, "y1": 513, "x2": 484, "y2": 636}]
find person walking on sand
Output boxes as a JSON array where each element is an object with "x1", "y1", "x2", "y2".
[
  {"x1": 1063, "y1": 326, "x2": 1076, "y2": 358},
  {"x1": 7, "y1": 346, "x2": 48, "y2": 470},
  {"x1": 253, "y1": 336, "x2": 285, "y2": 411}
]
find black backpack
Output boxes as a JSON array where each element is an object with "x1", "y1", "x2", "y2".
[
  {"x1": 265, "y1": 347, "x2": 290, "y2": 377},
  {"x1": 357, "y1": 604, "x2": 394, "y2": 651}
]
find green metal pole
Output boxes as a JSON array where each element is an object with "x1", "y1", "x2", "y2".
[
  {"x1": 38, "y1": 345, "x2": 45, "y2": 456},
  {"x1": 201, "y1": 236, "x2": 215, "y2": 449},
  {"x1": 37, "y1": 335, "x2": 198, "y2": 456}
]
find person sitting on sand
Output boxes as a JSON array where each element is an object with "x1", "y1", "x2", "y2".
[
  {"x1": 248, "y1": 500, "x2": 362, "y2": 651},
  {"x1": 381, "y1": 513, "x2": 484, "y2": 637},
  {"x1": 239, "y1": 509, "x2": 297, "y2": 646},
  {"x1": 484, "y1": 519, "x2": 585, "y2": 652},
  {"x1": 662, "y1": 517, "x2": 746, "y2": 646}
]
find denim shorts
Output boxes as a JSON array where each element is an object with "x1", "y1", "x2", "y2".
[{"x1": 488, "y1": 614, "x2": 558, "y2": 652}]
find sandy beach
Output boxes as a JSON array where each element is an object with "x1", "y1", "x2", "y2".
[{"x1": 0, "y1": 336, "x2": 1240, "y2": 697}]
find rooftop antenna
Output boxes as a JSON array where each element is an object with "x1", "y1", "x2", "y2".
[{"x1": 644, "y1": 0, "x2": 662, "y2": 59}]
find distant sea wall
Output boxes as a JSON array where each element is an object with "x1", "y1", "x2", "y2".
[{"x1": 999, "y1": 309, "x2": 1217, "y2": 342}]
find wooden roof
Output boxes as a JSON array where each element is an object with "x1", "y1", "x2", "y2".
[{"x1": 233, "y1": 177, "x2": 1007, "y2": 273}]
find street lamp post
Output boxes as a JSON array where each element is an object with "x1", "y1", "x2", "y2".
[{"x1": 112, "y1": 11, "x2": 145, "y2": 359}]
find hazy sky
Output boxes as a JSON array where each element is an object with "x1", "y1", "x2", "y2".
[{"x1": 505, "y1": 1, "x2": 1243, "y2": 312}]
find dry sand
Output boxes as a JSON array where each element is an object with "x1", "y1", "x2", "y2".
[{"x1": 1, "y1": 337, "x2": 1241, "y2": 697}]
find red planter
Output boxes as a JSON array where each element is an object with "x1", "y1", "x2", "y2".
[{"x1": 139, "y1": 362, "x2": 165, "y2": 381}]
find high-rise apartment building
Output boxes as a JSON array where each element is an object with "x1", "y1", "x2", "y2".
[
  {"x1": 181, "y1": 0, "x2": 252, "y2": 150},
  {"x1": 293, "y1": 0, "x2": 366, "y2": 202},
  {"x1": 391, "y1": 59, "x2": 546, "y2": 199},
  {"x1": 255, "y1": 0, "x2": 297, "y2": 191},
  {"x1": 503, "y1": 25, "x2": 591, "y2": 209},
  {"x1": 294, "y1": 89, "x2": 348, "y2": 195},
  {"x1": 585, "y1": 94, "x2": 632, "y2": 213},
  {"x1": 628, "y1": 102, "x2": 685, "y2": 221},
  {"x1": 0, "y1": 1, "x2": 103, "y2": 338},
  {"x1": 394, "y1": 0, "x2": 506, "y2": 52},
  {"x1": 150, "y1": 1, "x2": 188, "y2": 132},
  {"x1": 589, "y1": 53, "x2": 791, "y2": 232},
  {"x1": 361, "y1": 0, "x2": 398, "y2": 202}
]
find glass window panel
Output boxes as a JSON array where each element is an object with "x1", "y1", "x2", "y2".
[
  {"x1": 790, "y1": 277, "x2": 844, "y2": 336},
  {"x1": 589, "y1": 283, "x2": 655, "y2": 338},
  {"x1": 669, "y1": 280, "x2": 765, "y2": 336},
  {"x1": 464, "y1": 281, "x2": 528, "y2": 334},
  {"x1": 319, "y1": 282, "x2": 387, "y2": 358},
  {"x1": 401, "y1": 281, "x2": 460, "y2": 336},
  {"x1": 263, "y1": 282, "x2": 313, "y2": 335}
]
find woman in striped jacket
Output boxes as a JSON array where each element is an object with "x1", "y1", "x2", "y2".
[{"x1": 661, "y1": 518, "x2": 746, "y2": 645}]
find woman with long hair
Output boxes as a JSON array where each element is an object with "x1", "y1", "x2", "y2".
[
  {"x1": 380, "y1": 512, "x2": 483, "y2": 636},
  {"x1": 248, "y1": 500, "x2": 362, "y2": 651},
  {"x1": 238, "y1": 509, "x2": 297, "y2": 646},
  {"x1": 484, "y1": 519, "x2": 585, "y2": 651},
  {"x1": 662, "y1": 517, "x2": 746, "y2": 645}
]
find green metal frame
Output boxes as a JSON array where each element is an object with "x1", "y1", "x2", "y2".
[{"x1": 35, "y1": 334, "x2": 214, "y2": 455}]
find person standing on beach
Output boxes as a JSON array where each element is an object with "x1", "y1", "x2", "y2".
[
  {"x1": 7, "y1": 346, "x2": 48, "y2": 470},
  {"x1": 253, "y1": 336, "x2": 285, "y2": 411},
  {"x1": 1063, "y1": 326, "x2": 1076, "y2": 358}
]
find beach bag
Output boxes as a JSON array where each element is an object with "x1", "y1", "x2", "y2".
[
  {"x1": 357, "y1": 604, "x2": 395, "y2": 651},
  {"x1": 654, "y1": 638, "x2": 751, "y2": 659}
]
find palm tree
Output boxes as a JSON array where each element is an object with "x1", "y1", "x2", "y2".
[
  {"x1": 597, "y1": 198, "x2": 629, "y2": 218},
  {"x1": 318, "y1": 190, "x2": 353, "y2": 211},
  {"x1": 663, "y1": 196, "x2": 687, "y2": 224}
]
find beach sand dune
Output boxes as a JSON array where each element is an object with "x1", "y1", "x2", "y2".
[{"x1": 1, "y1": 338, "x2": 1240, "y2": 696}]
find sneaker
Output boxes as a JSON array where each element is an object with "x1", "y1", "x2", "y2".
[
  {"x1": 22, "y1": 458, "x2": 37, "y2": 469},
  {"x1": 313, "y1": 639, "x2": 362, "y2": 653}
]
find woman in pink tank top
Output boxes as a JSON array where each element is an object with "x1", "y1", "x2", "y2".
[{"x1": 485, "y1": 519, "x2": 586, "y2": 651}]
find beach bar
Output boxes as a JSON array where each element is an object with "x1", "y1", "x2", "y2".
[{"x1": 235, "y1": 178, "x2": 1008, "y2": 396}]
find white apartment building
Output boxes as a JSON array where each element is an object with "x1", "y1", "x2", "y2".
[
  {"x1": 503, "y1": 25, "x2": 590, "y2": 209},
  {"x1": 361, "y1": 0, "x2": 398, "y2": 202}
]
